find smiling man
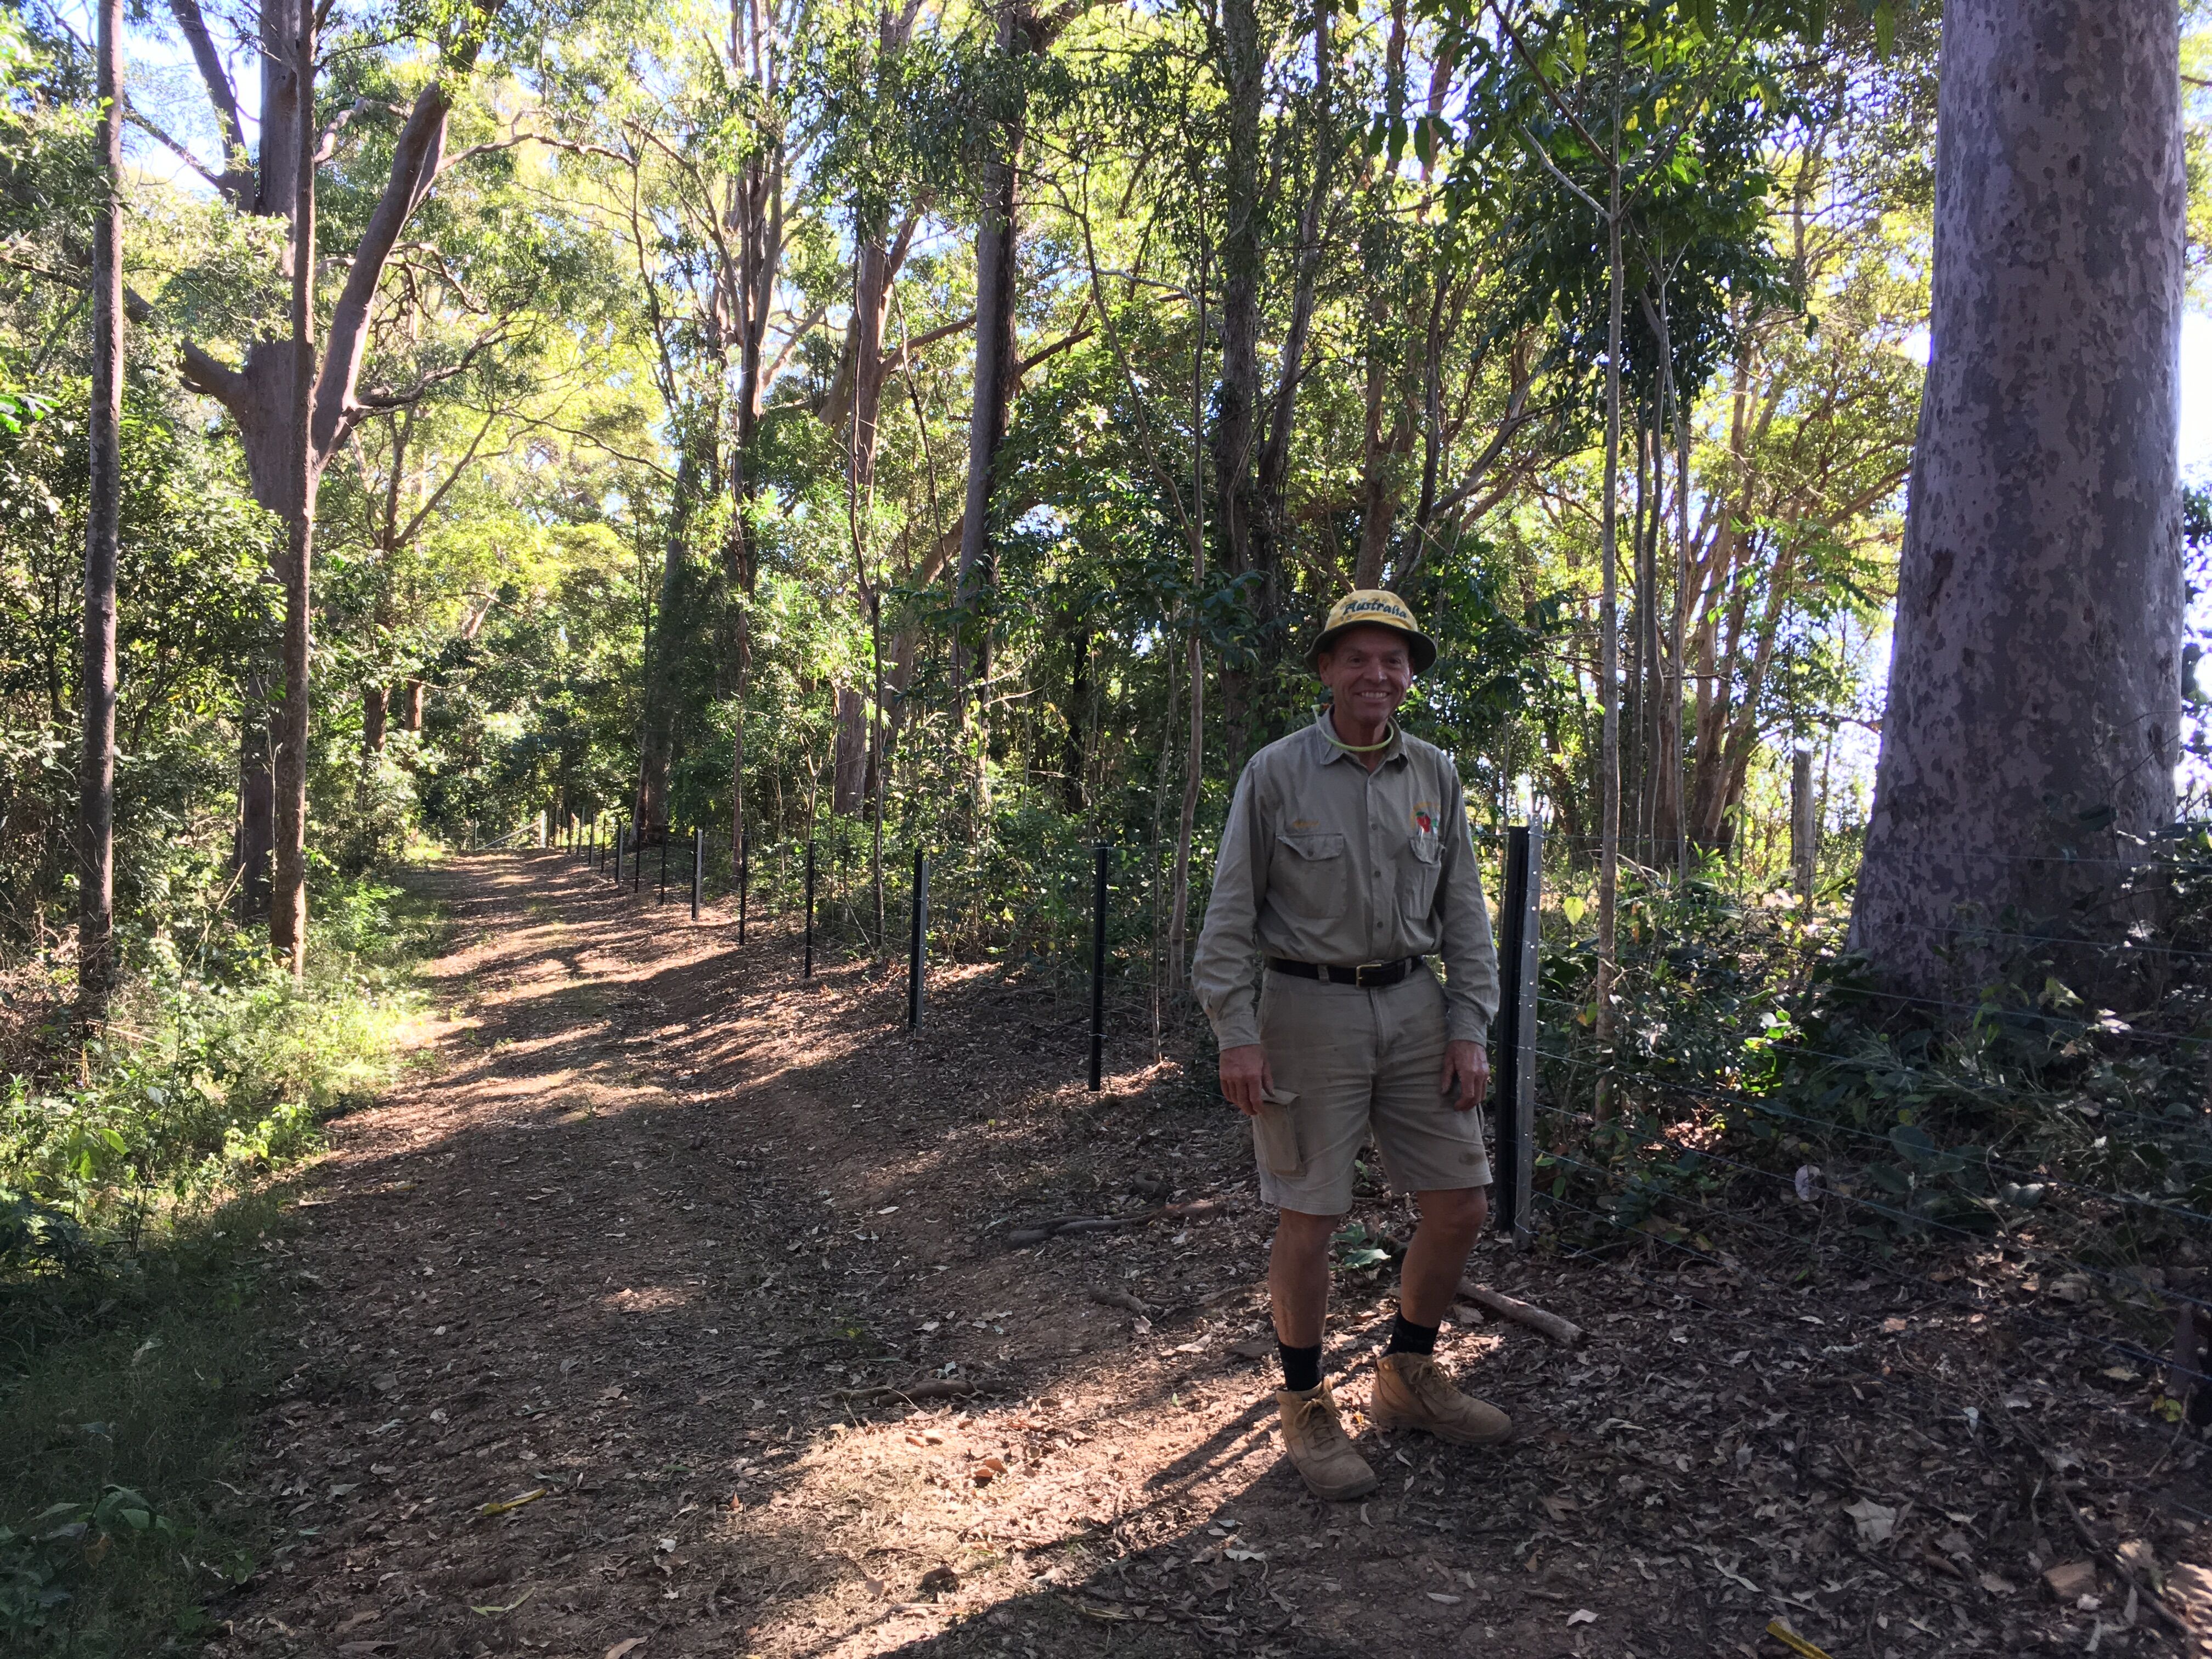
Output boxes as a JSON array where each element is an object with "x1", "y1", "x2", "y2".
[{"x1": 1192, "y1": 589, "x2": 1507, "y2": 1500}]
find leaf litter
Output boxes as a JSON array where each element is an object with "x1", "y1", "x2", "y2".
[{"x1": 195, "y1": 853, "x2": 2211, "y2": 1658}]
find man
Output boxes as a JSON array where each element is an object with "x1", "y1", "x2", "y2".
[{"x1": 1192, "y1": 589, "x2": 1508, "y2": 1501}]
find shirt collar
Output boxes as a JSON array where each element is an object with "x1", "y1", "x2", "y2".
[{"x1": 1311, "y1": 707, "x2": 1406, "y2": 768}]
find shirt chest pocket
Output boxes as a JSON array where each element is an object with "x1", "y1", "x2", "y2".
[
  {"x1": 1399, "y1": 833, "x2": 1442, "y2": 917},
  {"x1": 1271, "y1": 831, "x2": 1350, "y2": 921}
]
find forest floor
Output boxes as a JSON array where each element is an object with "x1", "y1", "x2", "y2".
[{"x1": 200, "y1": 849, "x2": 2212, "y2": 1659}]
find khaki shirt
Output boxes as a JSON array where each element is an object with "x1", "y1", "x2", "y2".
[{"x1": 1192, "y1": 712, "x2": 1500, "y2": 1051}]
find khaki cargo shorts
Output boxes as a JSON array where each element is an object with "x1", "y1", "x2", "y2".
[{"x1": 1250, "y1": 965, "x2": 1491, "y2": 1215}]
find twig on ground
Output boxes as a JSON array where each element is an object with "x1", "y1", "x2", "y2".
[
  {"x1": 2053, "y1": 1481, "x2": 2190, "y2": 1635},
  {"x1": 1006, "y1": 1197, "x2": 1232, "y2": 1247},
  {"x1": 1457, "y1": 1282, "x2": 1586, "y2": 1346}
]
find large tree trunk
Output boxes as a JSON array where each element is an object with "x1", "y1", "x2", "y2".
[
  {"x1": 1852, "y1": 0, "x2": 2184, "y2": 1002},
  {"x1": 832, "y1": 686, "x2": 867, "y2": 815},
  {"x1": 1593, "y1": 127, "x2": 1623, "y2": 1119},
  {"x1": 362, "y1": 685, "x2": 387, "y2": 753},
  {"x1": 268, "y1": 0, "x2": 317, "y2": 975},
  {"x1": 77, "y1": 0, "x2": 122, "y2": 1015},
  {"x1": 956, "y1": 0, "x2": 1028, "y2": 787},
  {"x1": 163, "y1": 0, "x2": 477, "y2": 972}
]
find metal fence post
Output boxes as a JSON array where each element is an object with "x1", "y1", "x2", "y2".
[
  {"x1": 738, "y1": 831, "x2": 749, "y2": 944},
  {"x1": 1493, "y1": 822, "x2": 1542, "y2": 1247},
  {"x1": 658, "y1": 831, "x2": 669, "y2": 903},
  {"x1": 1088, "y1": 842, "x2": 1109, "y2": 1091},
  {"x1": 633, "y1": 823, "x2": 642, "y2": 895},
  {"x1": 803, "y1": 839, "x2": 816, "y2": 978},
  {"x1": 692, "y1": 827, "x2": 702, "y2": 921},
  {"x1": 615, "y1": 820, "x2": 625, "y2": 883},
  {"x1": 907, "y1": 847, "x2": 928, "y2": 1029}
]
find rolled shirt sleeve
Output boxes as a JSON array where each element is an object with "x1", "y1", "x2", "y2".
[
  {"x1": 1434, "y1": 760, "x2": 1500, "y2": 1044},
  {"x1": 1192, "y1": 768, "x2": 1267, "y2": 1049}
]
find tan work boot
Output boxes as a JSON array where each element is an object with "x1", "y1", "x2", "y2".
[
  {"x1": 1370, "y1": 1353, "x2": 1514, "y2": 1445},
  {"x1": 1274, "y1": 1381, "x2": 1380, "y2": 1500}
]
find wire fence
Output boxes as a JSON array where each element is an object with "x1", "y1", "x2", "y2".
[{"x1": 529, "y1": 803, "x2": 2212, "y2": 1438}]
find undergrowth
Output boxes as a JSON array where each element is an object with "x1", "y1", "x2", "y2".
[
  {"x1": 1533, "y1": 849, "x2": 2212, "y2": 1278},
  {"x1": 0, "y1": 873, "x2": 442, "y2": 1651}
]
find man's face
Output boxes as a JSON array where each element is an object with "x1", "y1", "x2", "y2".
[{"x1": 1317, "y1": 625, "x2": 1415, "y2": 726}]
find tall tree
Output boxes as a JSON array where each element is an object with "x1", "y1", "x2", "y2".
[
  {"x1": 159, "y1": 0, "x2": 508, "y2": 969},
  {"x1": 1850, "y1": 0, "x2": 2185, "y2": 1000},
  {"x1": 76, "y1": 0, "x2": 121, "y2": 1014}
]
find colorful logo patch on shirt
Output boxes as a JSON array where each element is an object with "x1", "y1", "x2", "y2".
[{"x1": 1413, "y1": 808, "x2": 1434, "y2": 836}]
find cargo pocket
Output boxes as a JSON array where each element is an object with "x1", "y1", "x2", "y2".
[
  {"x1": 1272, "y1": 831, "x2": 1349, "y2": 920},
  {"x1": 1400, "y1": 833, "x2": 1442, "y2": 917},
  {"x1": 1254, "y1": 1088, "x2": 1304, "y2": 1176}
]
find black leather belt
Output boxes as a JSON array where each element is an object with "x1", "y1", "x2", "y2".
[{"x1": 1267, "y1": 955, "x2": 1424, "y2": 988}]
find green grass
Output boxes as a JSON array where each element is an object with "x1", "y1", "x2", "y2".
[
  {"x1": 1, "y1": 872, "x2": 447, "y2": 1652},
  {"x1": 1, "y1": 1189, "x2": 292, "y2": 1650}
]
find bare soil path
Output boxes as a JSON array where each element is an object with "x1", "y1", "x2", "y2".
[{"x1": 206, "y1": 850, "x2": 2210, "y2": 1659}]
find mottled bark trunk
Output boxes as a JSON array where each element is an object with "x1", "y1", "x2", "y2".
[
  {"x1": 1852, "y1": 0, "x2": 2185, "y2": 1003},
  {"x1": 400, "y1": 680, "x2": 424, "y2": 731},
  {"x1": 77, "y1": 0, "x2": 122, "y2": 1015},
  {"x1": 956, "y1": 0, "x2": 1028, "y2": 770},
  {"x1": 362, "y1": 684, "x2": 387, "y2": 753},
  {"x1": 268, "y1": 0, "x2": 316, "y2": 976},
  {"x1": 832, "y1": 685, "x2": 867, "y2": 815},
  {"x1": 1594, "y1": 130, "x2": 1622, "y2": 1119}
]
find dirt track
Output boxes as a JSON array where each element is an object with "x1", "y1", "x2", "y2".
[{"x1": 205, "y1": 850, "x2": 2211, "y2": 1659}]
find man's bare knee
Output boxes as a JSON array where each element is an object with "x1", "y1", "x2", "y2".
[
  {"x1": 1273, "y1": 1207, "x2": 1341, "y2": 1254},
  {"x1": 1416, "y1": 1187, "x2": 1487, "y2": 1237}
]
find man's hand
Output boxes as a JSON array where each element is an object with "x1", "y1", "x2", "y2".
[
  {"x1": 1218, "y1": 1043, "x2": 1274, "y2": 1118},
  {"x1": 1440, "y1": 1040, "x2": 1489, "y2": 1112}
]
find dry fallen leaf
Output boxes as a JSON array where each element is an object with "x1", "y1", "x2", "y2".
[
  {"x1": 1843, "y1": 1498, "x2": 1896, "y2": 1545},
  {"x1": 1426, "y1": 1592, "x2": 1461, "y2": 1604},
  {"x1": 603, "y1": 1640, "x2": 646, "y2": 1659},
  {"x1": 1566, "y1": 1608, "x2": 1597, "y2": 1626},
  {"x1": 2043, "y1": 1560, "x2": 2097, "y2": 1601}
]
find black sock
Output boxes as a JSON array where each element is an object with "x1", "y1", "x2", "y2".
[
  {"x1": 1385, "y1": 1312, "x2": 1438, "y2": 1357},
  {"x1": 1277, "y1": 1334, "x2": 1323, "y2": 1392}
]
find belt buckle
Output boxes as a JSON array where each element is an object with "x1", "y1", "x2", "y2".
[{"x1": 1353, "y1": 960, "x2": 1387, "y2": 987}]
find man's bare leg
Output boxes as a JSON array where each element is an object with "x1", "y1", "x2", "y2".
[
  {"x1": 1397, "y1": 1187, "x2": 1488, "y2": 1325},
  {"x1": 1268, "y1": 1207, "x2": 1339, "y2": 1347}
]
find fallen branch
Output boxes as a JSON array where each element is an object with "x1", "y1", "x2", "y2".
[
  {"x1": 2053, "y1": 1482, "x2": 2190, "y2": 1635},
  {"x1": 1457, "y1": 1281, "x2": 1585, "y2": 1347},
  {"x1": 838, "y1": 1378, "x2": 988, "y2": 1405},
  {"x1": 1005, "y1": 1197, "x2": 1231, "y2": 1248}
]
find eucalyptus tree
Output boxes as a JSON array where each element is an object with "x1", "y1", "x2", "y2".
[
  {"x1": 146, "y1": 0, "x2": 564, "y2": 970},
  {"x1": 77, "y1": 0, "x2": 122, "y2": 1013},
  {"x1": 1852, "y1": 0, "x2": 2187, "y2": 1002}
]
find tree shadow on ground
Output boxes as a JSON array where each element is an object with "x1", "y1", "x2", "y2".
[{"x1": 204, "y1": 851, "x2": 2210, "y2": 1659}]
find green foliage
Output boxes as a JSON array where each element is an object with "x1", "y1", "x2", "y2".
[
  {"x1": 1, "y1": 1189, "x2": 295, "y2": 1654},
  {"x1": 1, "y1": 881, "x2": 435, "y2": 1269},
  {"x1": 1532, "y1": 850, "x2": 2212, "y2": 1264}
]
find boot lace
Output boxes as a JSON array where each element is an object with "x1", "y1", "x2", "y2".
[{"x1": 1290, "y1": 1390, "x2": 1353, "y2": 1449}]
